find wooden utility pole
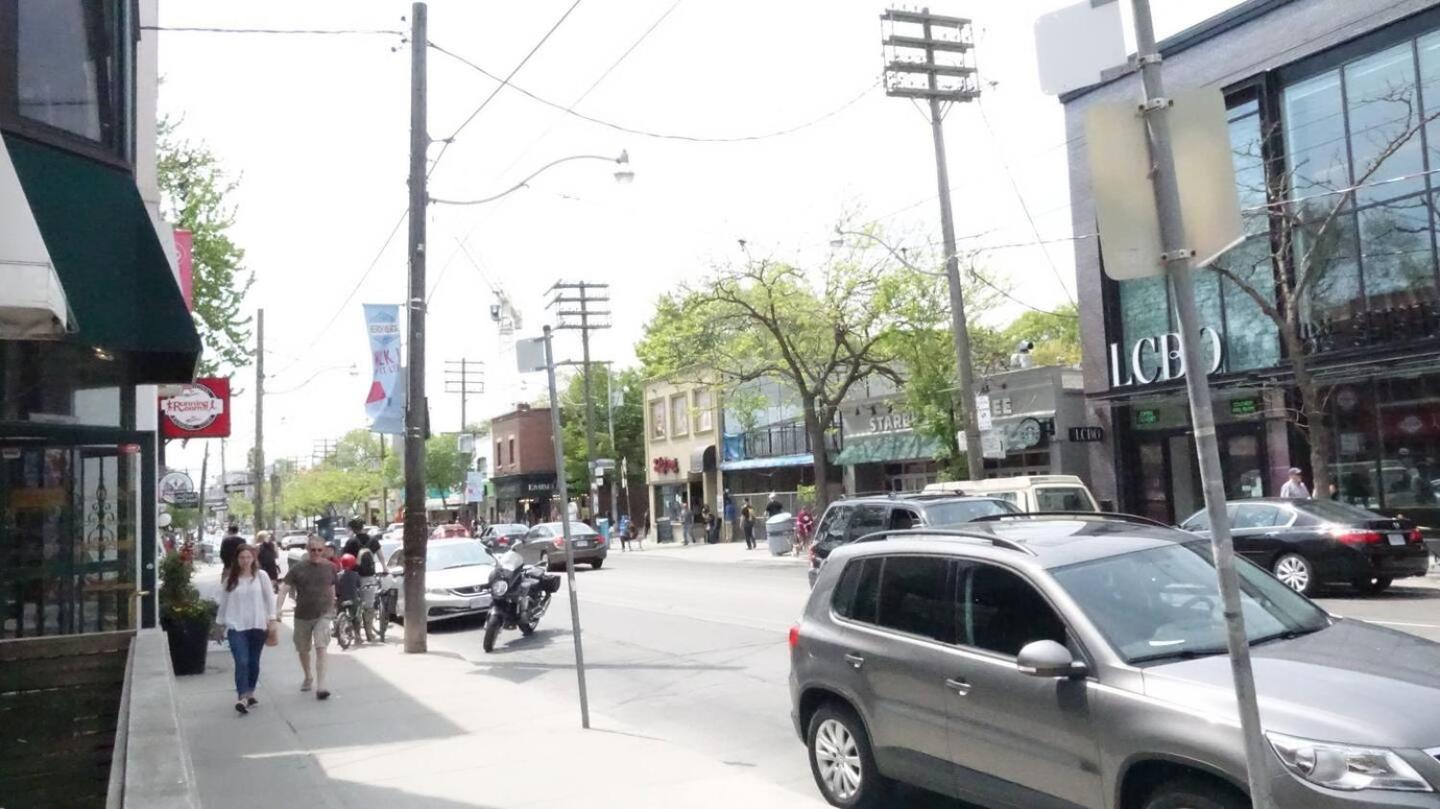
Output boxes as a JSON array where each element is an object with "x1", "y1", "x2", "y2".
[
  {"x1": 444, "y1": 358, "x2": 486, "y2": 432},
  {"x1": 253, "y1": 308, "x2": 265, "y2": 532},
  {"x1": 548, "y1": 281, "x2": 610, "y2": 518},
  {"x1": 402, "y1": 1, "x2": 430, "y2": 653},
  {"x1": 882, "y1": 8, "x2": 984, "y2": 480}
]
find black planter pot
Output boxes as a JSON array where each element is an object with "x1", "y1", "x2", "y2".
[{"x1": 163, "y1": 617, "x2": 211, "y2": 676}]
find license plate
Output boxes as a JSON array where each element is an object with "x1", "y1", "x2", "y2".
[
  {"x1": 468, "y1": 596, "x2": 486, "y2": 609},
  {"x1": 1389, "y1": 533, "x2": 1406, "y2": 546},
  {"x1": 574, "y1": 540, "x2": 590, "y2": 548}
]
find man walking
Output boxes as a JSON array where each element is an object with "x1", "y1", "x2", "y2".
[
  {"x1": 1280, "y1": 467, "x2": 1311, "y2": 499},
  {"x1": 277, "y1": 535, "x2": 337, "y2": 700},
  {"x1": 219, "y1": 523, "x2": 246, "y2": 570},
  {"x1": 741, "y1": 499, "x2": 755, "y2": 551}
]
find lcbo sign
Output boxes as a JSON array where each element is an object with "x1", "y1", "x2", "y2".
[{"x1": 1109, "y1": 328, "x2": 1224, "y2": 388}]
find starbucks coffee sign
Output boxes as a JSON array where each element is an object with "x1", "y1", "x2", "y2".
[
  {"x1": 1109, "y1": 327, "x2": 1223, "y2": 388},
  {"x1": 868, "y1": 410, "x2": 913, "y2": 434}
]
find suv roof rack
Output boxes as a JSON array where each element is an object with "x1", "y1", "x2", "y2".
[
  {"x1": 853, "y1": 529, "x2": 1037, "y2": 556},
  {"x1": 968, "y1": 511, "x2": 1170, "y2": 529}
]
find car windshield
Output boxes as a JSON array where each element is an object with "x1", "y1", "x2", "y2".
[
  {"x1": 1034, "y1": 486, "x2": 1095, "y2": 512},
  {"x1": 1295, "y1": 500, "x2": 1385, "y2": 523},
  {"x1": 1051, "y1": 541, "x2": 1330, "y2": 664},
  {"x1": 427, "y1": 542, "x2": 492, "y2": 570},
  {"x1": 492, "y1": 524, "x2": 528, "y2": 534},
  {"x1": 923, "y1": 499, "x2": 1019, "y2": 526}
]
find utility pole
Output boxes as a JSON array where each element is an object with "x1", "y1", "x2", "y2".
[
  {"x1": 882, "y1": 8, "x2": 984, "y2": 481},
  {"x1": 197, "y1": 442, "x2": 210, "y2": 529},
  {"x1": 253, "y1": 308, "x2": 265, "y2": 532},
  {"x1": 549, "y1": 281, "x2": 610, "y2": 517},
  {"x1": 444, "y1": 358, "x2": 486, "y2": 432},
  {"x1": 402, "y1": 1, "x2": 430, "y2": 653},
  {"x1": 605, "y1": 366, "x2": 621, "y2": 524},
  {"x1": 1127, "y1": 1, "x2": 1272, "y2": 804},
  {"x1": 311, "y1": 438, "x2": 337, "y2": 467},
  {"x1": 377, "y1": 432, "x2": 388, "y2": 525}
]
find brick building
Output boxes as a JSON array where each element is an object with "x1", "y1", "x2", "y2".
[{"x1": 489, "y1": 404, "x2": 557, "y2": 524}]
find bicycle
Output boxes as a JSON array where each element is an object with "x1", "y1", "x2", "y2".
[
  {"x1": 334, "y1": 599, "x2": 363, "y2": 650},
  {"x1": 364, "y1": 578, "x2": 396, "y2": 642}
]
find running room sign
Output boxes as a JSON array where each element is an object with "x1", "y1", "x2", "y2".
[{"x1": 159, "y1": 377, "x2": 231, "y2": 438}]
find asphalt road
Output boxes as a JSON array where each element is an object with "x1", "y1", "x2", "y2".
[{"x1": 419, "y1": 547, "x2": 1440, "y2": 808}]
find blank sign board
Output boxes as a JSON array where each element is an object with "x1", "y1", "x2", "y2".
[
  {"x1": 1034, "y1": 0, "x2": 1126, "y2": 96},
  {"x1": 1084, "y1": 87, "x2": 1243, "y2": 281},
  {"x1": 515, "y1": 337, "x2": 548, "y2": 373}
]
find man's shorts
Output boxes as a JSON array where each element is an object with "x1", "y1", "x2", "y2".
[{"x1": 292, "y1": 615, "x2": 332, "y2": 654}]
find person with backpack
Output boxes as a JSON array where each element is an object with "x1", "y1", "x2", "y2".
[{"x1": 353, "y1": 522, "x2": 382, "y2": 643}]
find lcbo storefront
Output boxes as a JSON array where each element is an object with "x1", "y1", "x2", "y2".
[{"x1": 1065, "y1": 0, "x2": 1440, "y2": 525}]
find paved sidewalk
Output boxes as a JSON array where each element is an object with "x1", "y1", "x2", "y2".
[
  {"x1": 639, "y1": 539, "x2": 809, "y2": 566},
  {"x1": 175, "y1": 621, "x2": 822, "y2": 809}
]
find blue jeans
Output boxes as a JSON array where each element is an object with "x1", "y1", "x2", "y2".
[{"x1": 227, "y1": 628, "x2": 267, "y2": 697}]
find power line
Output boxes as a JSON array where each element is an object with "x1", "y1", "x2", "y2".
[
  {"x1": 141, "y1": 25, "x2": 404, "y2": 36},
  {"x1": 430, "y1": 41, "x2": 881, "y2": 143},
  {"x1": 427, "y1": 0, "x2": 585, "y2": 180}
]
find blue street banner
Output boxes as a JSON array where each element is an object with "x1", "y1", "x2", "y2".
[{"x1": 363, "y1": 304, "x2": 406, "y2": 434}]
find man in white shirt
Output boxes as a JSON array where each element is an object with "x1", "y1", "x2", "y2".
[{"x1": 1280, "y1": 467, "x2": 1311, "y2": 499}]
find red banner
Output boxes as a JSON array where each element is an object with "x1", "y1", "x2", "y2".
[
  {"x1": 173, "y1": 229, "x2": 194, "y2": 311},
  {"x1": 160, "y1": 377, "x2": 231, "y2": 438}
]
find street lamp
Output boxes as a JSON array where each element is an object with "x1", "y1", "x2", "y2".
[{"x1": 429, "y1": 150, "x2": 634, "y2": 207}]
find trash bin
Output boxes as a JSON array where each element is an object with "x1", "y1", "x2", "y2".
[
  {"x1": 596, "y1": 517, "x2": 610, "y2": 542},
  {"x1": 766, "y1": 512, "x2": 795, "y2": 556},
  {"x1": 656, "y1": 518, "x2": 673, "y2": 543}
]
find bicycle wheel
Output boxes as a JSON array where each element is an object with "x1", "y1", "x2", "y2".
[
  {"x1": 336, "y1": 615, "x2": 354, "y2": 650},
  {"x1": 377, "y1": 592, "x2": 395, "y2": 640}
]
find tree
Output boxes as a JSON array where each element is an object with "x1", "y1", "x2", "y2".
[
  {"x1": 1210, "y1": 84, "x2": 1440, "y2": 496},
  {"x1": 424, "y1": 434, "x2": 471, "y2": 508},
  {"x1": 226, "y1": 493, "x2": 253, "y2": 525},
  {"x1": 157, "y1": 117, "x2": 255, "y2": 376},
  {"x1": 638, "y1": 241, "x2": 919, "y2": 508},
  {"x1": 556, "y1": 367, "x2": 645, "y2": 500}
]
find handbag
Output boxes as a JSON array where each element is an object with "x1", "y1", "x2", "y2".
[{"x1": 265, "y1": 620, "x2": 280, "y2": 647}]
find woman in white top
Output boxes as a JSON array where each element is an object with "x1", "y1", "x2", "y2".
[{"x1": 215, "y1": 545, "x2": 277, "y2": 715}]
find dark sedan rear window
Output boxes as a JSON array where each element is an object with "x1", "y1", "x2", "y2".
[{"x1": 1295, "y1": 500, "x2": 1385, "y2": 523}]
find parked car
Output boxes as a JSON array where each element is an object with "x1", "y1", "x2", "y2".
[
  {"x1": 791, "y1": 515, "x2": 1440, "y2": 809},
  {"x1": 807, "y1": 495, "x2": 1019, "y2": 586},
  {"x1": 430, "y1": 523, "x2": 471, "y2": 540},
  {"x1": 382, "y1": 538, "x2": 494, "y2": 623},
  {"x1": 479, "y1": 523, "x2": 530, "y2": 552},
  {"x1": 280, "y1": 531, "x2": 310, "y2": 550},
  {"x1": 1180, "y1": 498, "x2": 1430, "y2": 595},
  {"x1": 921, "y1": 474, "x2": 1100, "y2": 512},
  {"x1": 517, "y1": 522, "x2": 607, "y2": 570}
]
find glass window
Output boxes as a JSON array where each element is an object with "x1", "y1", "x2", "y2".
[
  {"x1": 1296, "y1": 499, "x2": 1388, "y2": 522},
  {"x1": 670, "y1": 395, "x2": 689, "y2": 437},
  {"x1": 1328, "y1": 382, "x2": 1381, "y2": 507},
  {"x1": 693, "y1": 389, "x2": 714, "y2": 432},
  {"x1": 508, "y1": 438, "x2": 515, "y2": 464},
  {"x1": 1218, "y1": 101, "x2": 1281, "y2": 371},
  {"x1": 1344, "y1": 44, "x2": 1427, "y2": 207},
  {"x1": 1232, "y1": 504, "x2": 1283, "y2": 529},
  {"x1": 1181, "y1": 509, "x2": 1210, "y2": 532},
  {"x1": 833, "y1": 557, "x2": 881, "y2": 624},
  {"x1": 921, "y1": 499, "x2": 1017, "y2": 527},
  {"x1": 1285, "y1": 70, "x2": 1351, "y2": 197},
  {"x1": 875, "y1": 556, "x2": 956, "y2": 643},
  {"x1": 1358, "y1": 194, "x2": 1438, "y2": 311},
  {"x1": 846, "y1": 505, "x2": 888, "y2": 543},
  {"x1": 1118, "y1": 276, "x2": 1170, "y2": 381},
  {"x1": 1034, "y1": 487, "x2": 1095, "y2": 512},
  {"x1": 1418, "y1": 31, "x2": 1440, "y2": 185},
  {"x1": 817, "y1": 504, "x2": 853, "y2": 541},
  {"x1": 960, "y1": 564, "x2": 1067, "y2": 657},
  {"x1": 1375, "y1": 374, "x2": 1440, "y2": 509},
  {"x1": 15, "y1": 0, "x2": 119, "y2": 145},
  {"x1": 649, "y1": 400, "x2": 666, "y2": 440},
  {"x1": 890, "y1": 509, "x2": 920, "y2": 530},
  {"x1": 1051, "y1": 542, "x2": 1330, "y2": 664}
]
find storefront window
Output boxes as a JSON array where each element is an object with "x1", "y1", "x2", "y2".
[
  {"x1": 1375, "y1": 375, "x2": 1440, "y2": 510},
  {"x1": 12, "y1": 0, "x2": 122, "y2": 149}
]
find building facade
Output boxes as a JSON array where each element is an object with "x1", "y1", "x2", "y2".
[
  {"x1": 1064, "y1": 0, "x2": 1440, "y2": 523},
  {"x1": 489, "y1": 405, "x2": 557, "y2": 524},
  {"x1": 643, "y1": 378, "x2": 721, "y2": 539},
  {"x1": 0, "y1": 0, "x2": 200, "y2": 639}
]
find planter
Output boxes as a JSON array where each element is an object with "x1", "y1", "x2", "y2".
[{"x1": 162, "y1": 617, "x2": 211, "y2": 676}]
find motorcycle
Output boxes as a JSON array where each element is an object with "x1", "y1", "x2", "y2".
[{"x1": 482, "y1": 546, "x2": 561, "y2": 653}]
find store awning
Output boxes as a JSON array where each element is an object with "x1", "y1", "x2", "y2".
[
  {"x1": 719, "y1": 453, "x2": 814, "y2": 472},
  {"x1": 690, "y1": 444, "x2": 717, "y2": 474},
  {"x1": 4, "y1": 135, "x2": 200, "y2": 382},
  {"x1": 835, "y1": 431, "x2": 941, "y2": 466}
]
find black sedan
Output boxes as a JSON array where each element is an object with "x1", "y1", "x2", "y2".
[
  {"x1": 1180, "y1": 498, "x2": 1430, "y2": 595},
  {"x1": 478, "y1": 522, "x2": 529, "y2": 552}
]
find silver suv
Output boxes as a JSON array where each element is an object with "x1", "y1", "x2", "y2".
[{"x1": 789, "y1": 515, "x2": 1440, "y2": 808}]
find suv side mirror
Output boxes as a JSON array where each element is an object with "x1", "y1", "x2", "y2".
[{"x1": 1016, "y1": 640, "x2": 1086, "y2": 679}]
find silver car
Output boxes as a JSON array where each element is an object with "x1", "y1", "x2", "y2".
[
  {"x1": 383, "y1": 538, "x2": 494, "y2": 623},
  {"x1": 518, "y1": 522, "x2": 607, "y2": 570},
  {"x1": 790, "y1": 516, "x2": 1440, "y2": 808}
]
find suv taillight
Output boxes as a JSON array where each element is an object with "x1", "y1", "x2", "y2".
[
  {"x1": 553, "y1": 537, "x2": 565, "y2": 548},
  {"x1": 788, "y1": 625, "x2": 800, "y2": 650},
  {"x1": 1335, "y1": 530, "x2": 1383, "y2": 546}
]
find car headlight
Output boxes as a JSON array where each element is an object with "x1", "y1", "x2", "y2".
[
  {"x1": 425, "y1": 587, "x2": 451, "y2": 596},
  {"x1": 491, "y1": 579, "x2": 509, "y2": 597},
  {"x1": 1267, "y1": 732, "x2": 1432, "y2": 792}
]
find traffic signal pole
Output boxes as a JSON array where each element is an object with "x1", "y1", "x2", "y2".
[{"x1": 1130, "y1": 1, "x2": 1273, "y2": 804}]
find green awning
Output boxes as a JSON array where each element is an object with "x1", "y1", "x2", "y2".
[
  {"x1": 4, "y1": 134, "x2": 199, "y2": 382},
  {"x1": 835, "y1": 431, "x2": 942, "y2": 465}
]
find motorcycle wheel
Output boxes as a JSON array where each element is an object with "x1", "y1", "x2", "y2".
[
  {"x1": 518, "y1": 618, "x2": 536, "y2": 636},
  {"x1": 482, "y1": 611, "x2": 502, "y2": 653}
]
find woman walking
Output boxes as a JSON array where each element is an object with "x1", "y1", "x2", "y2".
[{"x1": 215, "y1": 544, "x2": 277, "y2": 715}]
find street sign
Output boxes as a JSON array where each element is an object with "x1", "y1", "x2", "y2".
[
  {"x1": 1068, "y1": 426, "x2": 1106, "y2": 443},
  {"x1": 1034, "y1": 0, "x2": 1125, "y2": 96},
  {"x1": 974, "y1": 394, "x2": 994, "y2": 431},
  {"x1": 158, "y1": 471, "x2": 194, "y2": 504},
  {"x1": 516, "y1": 337, "x2": 547, "y2": 373},
  {"x1": 980, "y1": 432, "x2": 1006, "y2": 460},
  {"x1": 1085, "y1": 88, "x2": 1243, "y2": 280},
  {"x1": 171, "y1": 491, "x2": 201, "y2": 508}
]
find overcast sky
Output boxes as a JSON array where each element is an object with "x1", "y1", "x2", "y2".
[{"x1": 156, "y1": 0, "x2": 1241, "y2": 480}]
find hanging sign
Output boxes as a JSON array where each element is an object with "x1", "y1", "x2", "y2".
[
  {"x1": 363, "y1": 304, "x2": 406, "y2": 435},
  {"x1": 159, "y1": 377, "x2": 230, "y2": 438}
]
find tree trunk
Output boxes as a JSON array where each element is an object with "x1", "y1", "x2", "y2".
[
  {"x1": 804, "y1": 398, "x2": 831, "y2": 510},
  {"x1": 1294, "y1": 366, "x2": 1332, "y2": 499}
]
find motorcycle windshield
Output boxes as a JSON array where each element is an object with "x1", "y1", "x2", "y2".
[{"x1": 496, "y1": 548, "x2": 526, "y2": 572}]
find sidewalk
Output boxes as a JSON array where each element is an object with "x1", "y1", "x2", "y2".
[
  {"x1": 175, "y1": 621, "x2": 822, "y2": 809},
  {"x1": 639, "y1": 539, "x2": 809, "y2": 566}
]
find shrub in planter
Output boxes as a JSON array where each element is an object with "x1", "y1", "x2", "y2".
[{"x1": 159, "y1": 551, "x2": 218, "y2": 676}]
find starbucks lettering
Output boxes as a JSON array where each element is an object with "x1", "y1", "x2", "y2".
[{"x1": 1109, "y1": 327, "x2": 1223, "y2": 387}]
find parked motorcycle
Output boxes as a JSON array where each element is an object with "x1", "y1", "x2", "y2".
[{"x1": 482, "y1": 546, "x2": 561, "y2": 653}]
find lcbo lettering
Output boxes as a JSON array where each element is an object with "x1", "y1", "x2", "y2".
[{"x1": 1109, "y1": 327, "x2": 1223, "y2": 387}]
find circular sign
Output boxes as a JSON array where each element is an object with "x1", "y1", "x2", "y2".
[
  {"x1": 159, "y1": 471, "x2": 195, "y2": 505},
  {"x1": 1011, "y1": 418, "x2": 1044, "y2": 450},
  {"x1": 162, "y1": 384, "x2": 224, "y2": 432},
  {"x1": 159, "y1": 512, "x2": 174, "y2": 528},
  {"x1": 1336, "y1": 387, "x2": 1358, "y2": 412}
]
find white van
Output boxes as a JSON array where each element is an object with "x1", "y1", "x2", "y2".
[{"x1": 921, "y1": 474, "x2": 1099, "y2": 513}]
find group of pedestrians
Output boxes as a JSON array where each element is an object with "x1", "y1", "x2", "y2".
[{"x1": 212, "y1": 522, "x2": 380, "y2": 715}]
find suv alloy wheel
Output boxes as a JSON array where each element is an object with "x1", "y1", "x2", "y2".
[{"x1": 806, "y1": 703, "x2": 888, "y2": 808}]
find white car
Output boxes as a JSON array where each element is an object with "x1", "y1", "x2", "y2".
[
  {"x1": 383, "y1": 538, "x2": 494, "y2": 623},
  {"x1": 382, "y1": 522, "x2": 406, "y2": 542}
]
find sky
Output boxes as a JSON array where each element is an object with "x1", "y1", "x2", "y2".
[{"x1": 155, "y1": 0, "x2": 1242, "y2": 481}]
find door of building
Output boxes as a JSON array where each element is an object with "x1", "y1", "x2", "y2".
[{"x1": 1127, "y1": 424, "x2": 1268, "y2": 524}]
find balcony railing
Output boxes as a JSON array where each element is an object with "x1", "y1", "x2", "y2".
[{"x1": 740, "y1": 423, "x2": 841, "y2": 459}]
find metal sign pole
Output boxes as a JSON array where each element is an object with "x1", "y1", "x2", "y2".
[
  {"x1": 542, "y1": 326, "x2": 591, "y2": 729},
  {"x1": 1129, "y1": 1, "x2": 1274, "y2": 804}
]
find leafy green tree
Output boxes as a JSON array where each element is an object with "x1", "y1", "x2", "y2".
[
  {"x1": 556, "y1": 367, "x2": 645, "y2": 499},
  {"x1": 638, "y1": 241, "x2": 921, "y2": 508},
  {"x1": 226, "y1": 493, "x2": 253, "y2": 525},
  {"x1": 423, "y1": 434, "x2": 471, "y2": 507},
  {"x1": 157, "y1": 117, "x2": 254, "y2": 375}
]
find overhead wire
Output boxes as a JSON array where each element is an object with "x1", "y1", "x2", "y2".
[{"x1": 141, "y1": 25, "x2": 404, "y2": 36}]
